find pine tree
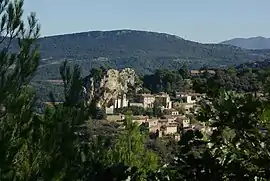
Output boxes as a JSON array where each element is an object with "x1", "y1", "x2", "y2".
[{"x1": 0, "y1": 0, "x2": 41, "y2": 180}]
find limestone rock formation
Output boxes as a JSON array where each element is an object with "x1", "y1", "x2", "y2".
[{"x1": 83, "y1": 68, "x2": 138, "y2": 108}]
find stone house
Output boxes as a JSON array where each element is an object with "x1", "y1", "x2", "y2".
[
  {"x1": 129, "y1": 102, "x2": 144, "y2": 107},
  {"x1": 155, "y1": 92, "x2": 172, "y2": 109},
  {"x1": 138, "y1": 94, "x2": 156, "y2": 109},
  {"x1": 158, "y1": 119, "x2": 168, "y2": 126},
  {"x1": 133, "y1": 93, "x2": 172, "y2": 110},
  {"x1": 164, "y1": 108, "x2": 179, "y2": 116},
  {"x1": 176, "y1": 92, "x2": 196, "y2": 104},
  {"x1": 182, "y1": 103, "x2": 195, "y2": 114},
  {"x1": 173, "y1": 102, "x2": 195, "y2": 114},
  {"x1": 175, "y1": 92, "x2": 205, "y2": 104},
  {"x1": 161, "y1": 115, "x2": 178, "y2": 124},
  {"x1": 147, "y1": 118, "x2": 159, "y2": 127},
  {"x1": 107, "y1": 114, "x2": 125, "y2": 122},
  {"x1": 164, "y1": 124, "x2": 178, "y2": 135},
  {"x1": 132, "y1": 115, "x2": 149, "y2": 125},
  {"x1": 176, "y1": 116, "x2": 190, "y2": 128},
  {"x1": 105, "y1": 105, "x2": 114, "y2": 114},
  {"x1": 146, "y1": 118, "x2": 160, "y2": 133}
]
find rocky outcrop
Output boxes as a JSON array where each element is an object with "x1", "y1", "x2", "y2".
[{"x1": 83, "y1": 68, "x2": 138, "y2": 108}]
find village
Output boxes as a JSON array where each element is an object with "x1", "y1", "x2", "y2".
[
  {"x1": 105, "y1": 90, "x2": 213, "y2": 141},
  {"x1": 44, "y1": 68, "x2": 264, "y2": 141}
]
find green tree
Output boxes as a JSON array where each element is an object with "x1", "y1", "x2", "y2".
[
  {"x1": 109, "y1": 114, "x2": 159, "y2": 180},
  {"x1": 145, "y1": 108, "x2": 154, "y2": 118},
  {"x1": 178, "y1": 64, "x2": 190, "y2": 79},
  {"x1": 0, "y1": 2, "x2": 143, "y2": 180},
  {"x1": 153, "y1": 100, "x2": 163, "y2": 118},
  {"x1": 169, "y1": 91, "x2": 270, "y2": 180},
  {"x1": 0, "y1": 0, "x2": 42, "y2": 179}
]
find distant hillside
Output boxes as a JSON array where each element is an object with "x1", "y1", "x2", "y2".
[
  {"x1": 220, "y1": 36, "x2": 270, "y2": 50},
  {"x1": 26, "y1": 30, "x2": 270, "y2": 79}
]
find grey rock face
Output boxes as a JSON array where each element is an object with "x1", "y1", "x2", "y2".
[{"x1": 84, "y1": 68, "x2": 137, "y2": 108}]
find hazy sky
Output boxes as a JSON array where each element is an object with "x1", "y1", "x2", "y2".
[{"x1": 24, "y1": 0, "x2": 270, "y2": 43}]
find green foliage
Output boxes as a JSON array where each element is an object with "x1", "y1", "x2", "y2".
[
  {"x1": 178, "y1": 64, "x2": 190, "y2": 79},
  {"x1": 192, "y1": 67, "x2": 268, "y2": 96},
  {"x1": 94, "y1": 108, "x2": 107, "y2": 120},
  {"x1": 153, "y1": 101, "x2": 163, "y2": 118},
  {"x1": 116, "y1": 106, "x2": 146, "y2": 116},
  {"x1": 143, "y1": 69, "x2": 185, "y2": 95},
  {"x1": 108, "y1": 115, "x2": 159, "y2": 179},
  {"x1": 0, "y1": 0, "x2": 41, "y2": 179},
  {"x1": 145, "y1": 108, "x2": 154, "y2": 118},
  {"x1": 168, "y1": 91, "x2": 270, "y2": 180}
]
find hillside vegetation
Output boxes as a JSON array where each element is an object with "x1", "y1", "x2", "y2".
[{"x1": 32, "y1": 30, "x2": 270, "y2": 79}]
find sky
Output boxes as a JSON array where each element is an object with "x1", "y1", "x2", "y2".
[{"x1": 24, "y1": 0, "x2": 270, "y2": 43}]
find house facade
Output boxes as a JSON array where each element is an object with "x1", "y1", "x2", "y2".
[
  {"x1": 164, "y1": 125, "x2": 178, "y2": 135},
  {"x1": 155, "y1": 92, "x2": 172, "y2": 109},
  {"x1": 164, "y1": 109, "x2": 179, "y2": 116},
  {"x1": 139, "y1": 94, "x2": 156, "y2": 109}
]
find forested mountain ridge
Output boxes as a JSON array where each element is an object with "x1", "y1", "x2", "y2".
[{"x1": 30, "y1": 30, "x2": 270, "y2": 79}]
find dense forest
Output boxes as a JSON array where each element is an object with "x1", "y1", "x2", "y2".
[{"x1": 3, "y1": 1, "x2": 270, "y2": 180}]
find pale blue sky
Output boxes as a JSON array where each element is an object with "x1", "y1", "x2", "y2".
[{"x1": 24, "y1": 0, "x2": 270, "y2": 43}]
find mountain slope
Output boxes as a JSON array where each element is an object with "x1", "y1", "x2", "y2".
[
  {"x1": 31, "y1": 30, "x2": 270, "y2": 79},
  {"x1": 220, "y1": 36, "x2": 270, "y2": 49}
]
